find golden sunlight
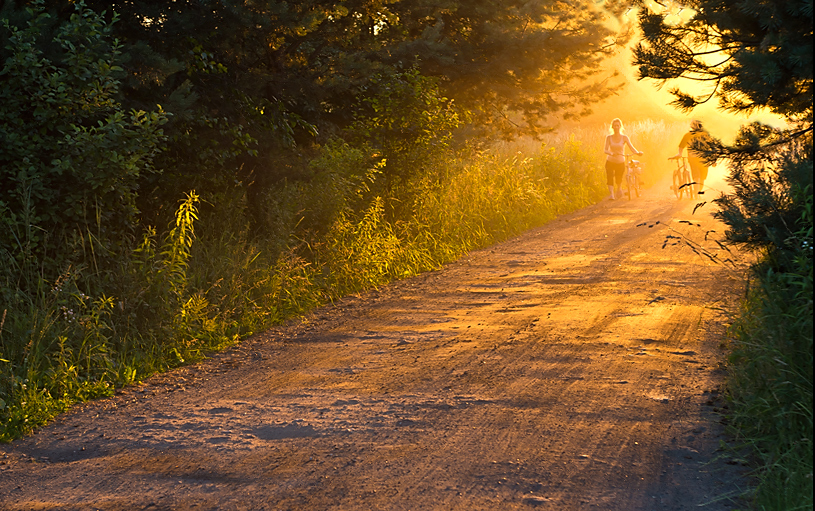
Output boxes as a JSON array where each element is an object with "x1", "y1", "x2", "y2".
[{"x1": 593, "y1": 1, "x2": 787, "y2": 144}]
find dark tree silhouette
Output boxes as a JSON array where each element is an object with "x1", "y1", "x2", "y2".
[{"x1": 634, "y1": 0, "x2": 812, "y2": 126}]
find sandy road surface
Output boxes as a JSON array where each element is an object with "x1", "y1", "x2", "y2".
[{"x1": 0, "y1": 171, "x2": 750, "y2": 511}]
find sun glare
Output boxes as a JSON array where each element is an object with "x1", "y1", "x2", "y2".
[{"x1": 592, "y1": 1, "x2": 787, "y2": 143}]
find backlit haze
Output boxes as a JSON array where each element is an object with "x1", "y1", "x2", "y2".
[{"x1": 581, "y1": 2, "x2": 787, "y2": 144}]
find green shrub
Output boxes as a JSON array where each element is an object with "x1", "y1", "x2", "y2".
[
  {"x1": 348, "y1": 68, "x2": 462, "y2": 191},
  {"x1": 0, "y1": 1, "x2": 167, "y2": 277},
  {"x1": 715, "y1": 126, "x2": 813, "y2": 510},
  {"x1": 0, "y1": 119, "x2": 615, "y2": 442}
]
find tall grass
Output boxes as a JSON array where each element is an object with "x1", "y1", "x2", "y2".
[
  {"x1": 0, "y1": 123, "x2": 673, "y2": 441},
  {"x1": 724, "y1": 196, "x2": 813, "y2": 510},
  {"x1": 316, "y1": 140, "x2": 609, "y2": 296},
  {"x1": 497, "y1": 119, "x2": 689, "y2": 191}
]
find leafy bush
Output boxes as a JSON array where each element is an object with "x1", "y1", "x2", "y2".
[
  {"x1": 0, "y1": 1, "x2": 167, "y2": 276},
  {"x1": 710, "y1": 124, "x2": 813, "y2": 509},
  {"x1": 349, "y1": 68, "x2": 462, "y2": 190}
]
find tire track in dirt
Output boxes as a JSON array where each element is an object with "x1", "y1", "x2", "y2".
[{"x1": 0, "y1": 171, "x2": 750, "y2": 510}]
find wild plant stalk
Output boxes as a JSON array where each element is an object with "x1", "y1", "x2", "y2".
[
  {"x1": 726, "y1": 277, "x2": 813, "y2": 510},
  {"x1": 0, "y1": 132, "x2": 620, "y2": 441},
  {"x1": 0, "y1": 193, "x2": 205, "y2": 440}
]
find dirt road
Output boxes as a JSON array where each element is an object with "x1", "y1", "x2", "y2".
[{"x1": 0, "y1": 170, "x2": 750, "y2": 511}]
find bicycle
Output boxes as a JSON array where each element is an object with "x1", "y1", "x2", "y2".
[
  {"x1": 668, "y1": 155, "x2": 694, "y2": 199},
  {"x1": 624, "y1": 154, "x2": 644, "y2": 199}
]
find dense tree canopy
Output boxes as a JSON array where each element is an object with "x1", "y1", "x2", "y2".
[
  {"x1": 2, "y1": 0, "x2": 628, "y2": 237},
  {"x1": 10, "y1": 0, "x2": 622, "y2": 139}
]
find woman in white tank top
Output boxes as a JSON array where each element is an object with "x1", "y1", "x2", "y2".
[{"x1": 604, "y1": 118, "x2": 642, "y2": 200}]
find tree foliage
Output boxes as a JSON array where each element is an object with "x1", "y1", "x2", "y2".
[
  {"x1": 0, "y1": 1, "x2": 167, "y2": 272},
  {"x1": 21, "y1": 0, "x2": 621, "y2": 146},
  {"x1": 0, "y1": 0, "x2": 629, "y2": 254},
  {"x1": 634, "y1": 0, "x2": 813, "y2": 123},
  {"x1": 1, "y1": 0, "x2": 623, "y2": 235},
  {"x1": 634, "y1": 0, "x2": 813, "y2": 254}
]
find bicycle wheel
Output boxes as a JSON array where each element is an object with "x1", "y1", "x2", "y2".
[
  {"x1": 672, "y1": 170, "x2": 682, "y2": 199},
  {"x1": 626, "y1": 172, "x2": 633, "y2": 200},
  {"x1": 683, "y1": 170, "x2": 693, "y2": 199}
]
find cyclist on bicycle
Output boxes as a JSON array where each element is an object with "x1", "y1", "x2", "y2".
[
  {"x1": 604, "y1": 118, "x2": 643, "y2": 200},
  {"x1": 674, "y1": 120, "x2": 712, "y2": 196}
]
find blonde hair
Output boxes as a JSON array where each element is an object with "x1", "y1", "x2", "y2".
[{"x1": 610, "y1": 118, "x2": 625, "y2": 134}]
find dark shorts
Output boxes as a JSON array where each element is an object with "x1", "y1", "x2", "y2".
[{"x1": 606, "y1": 160, "x2": 625, "y2": 186}]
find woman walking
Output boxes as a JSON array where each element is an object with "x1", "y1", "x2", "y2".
[{"x1": 604, "y1": 118, "x2": 642, "y2": 200}]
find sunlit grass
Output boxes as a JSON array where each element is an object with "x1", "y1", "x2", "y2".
[
  {"x1": 497, "y1": 119, "x2": 689, "y2": 190},
  {"x1": 0, "y1": 122, "x2": 670, "y2": 441},
  {"x1": 316, "y1": 140, "x2": 608, "y2": 296}
]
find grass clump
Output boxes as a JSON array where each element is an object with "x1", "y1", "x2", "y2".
[
  {"x1": 718, "y1": 159, "x2": 813, "y2": 509},
  {"x1": 725, "y1": 227, "x2": 813, "y2": 509},
  {"x1": 0, "y1": 133, "x2": 609, "y2": 442}
]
